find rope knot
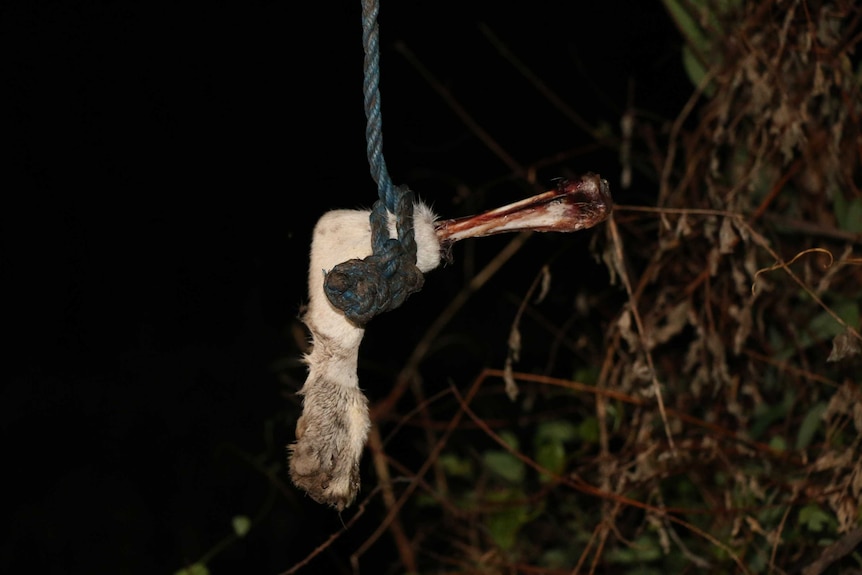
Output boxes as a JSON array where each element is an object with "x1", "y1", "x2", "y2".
[
  {"x1": 323, "y1": 188, "x2": 424, "y2": 326},
  {"x1": 322, "y1": 0, "x2": 425, "y2": 327}
]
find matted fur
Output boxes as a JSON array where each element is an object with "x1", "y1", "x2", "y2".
[{"x1": 288, "y1": 203, "x2": 441, "y2": 510}]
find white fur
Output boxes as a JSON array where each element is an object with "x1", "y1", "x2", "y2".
[{"x1": 288, "y1": 202, "x2": 441, "y2": 509}]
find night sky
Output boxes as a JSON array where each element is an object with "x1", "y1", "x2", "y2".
[{"x1": 2, "y1": 1, "x2": 690, "y2": 573}]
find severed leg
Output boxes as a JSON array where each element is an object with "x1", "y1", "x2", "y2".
[
  {"x1": 288, "y1": 174, "x2": 612, "y2": 510},
  {"x1": 288, "y1": 204, "x2": 442, "y2": 511}
]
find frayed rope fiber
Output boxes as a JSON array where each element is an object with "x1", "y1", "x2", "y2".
[{"x1": 323, "y1": 188, "x2": 424, "y2": 326}]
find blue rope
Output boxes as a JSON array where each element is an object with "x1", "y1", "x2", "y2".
[
  {"x1": 323, "y1": 0, "x2": 423, "y2": 326},
  {"x1": 359, "y1": 0, "x2": 393, "y2": 208}
]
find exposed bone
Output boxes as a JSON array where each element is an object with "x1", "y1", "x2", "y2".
[
  {"x1": 435, "y1": 173, "x2": 612, "y2": 244},
  {"x1": 289, "y1": 174, "x2": 612, "y2": 510}
]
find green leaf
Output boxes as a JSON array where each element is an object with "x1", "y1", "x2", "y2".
[
  {"x1": 540, "y1": 548, "x2": 569, "y2": 569},
  {"x1": 796, "y1": 402, "x2": 827, "y2": 450},
  {"x1": 806, "y1": 300, "x2": 860, "y2": 347},
  {"x1": 835, "y1": 195, "x2": 862, "y2": 233},
  {"x1": 438, "y1": 453, "x2": 474, "y2": 479},
  {"x1": 844, "y1": 198, "x2": 862, "y2": 232},
  {"x1": 605, "y1": 534, "x2": 663, "y2": 563},
  {"x1": 483, "y1": 451, "x2": 525, "y2": 483},
  {"x1": 175, "y1": 563, "x2": 210, "y2": 575},
  {"x1": 535, "y1": 420, "x2": 578, "y2": 444},
  {"x1": 577, "y1": 416, "x2": 600, "y2": 443},
  {"x1": 535, "y1": 440, "x2": 566, "y2": 482},
  {"x1": 798, "y1": 503, "x2": 835, "y2": 533},
  {"x1": 663, "y1": 0, "x2": 737, "y2": 95},
  {"x1": 232, "y1": 515, "x2": 251, "y2": 538},
  {"x1": 758, "y1": 504, "x2": 788, "y2": 527},
  {"x1": 486, "y1": 505, "x2": 526, "y2": 551},
  {"x1": 499, "y1": 430, "x2": 520, "y2": 452},
  {"x1": 682, "y1": 44, "x2": 715, "y2": 96},
  {"x1": 414, "y1": 493, "x2": 440, "y2": 508},
  {"x1": 768, "y1": 435, "x2": 787, "y2": 452},
  {"x1": 573, "y1": 365, "x2": 600, "y2": 385},
  {"x1": 484, "y1": 489, "x2": 542, "y2": 551},
  {"x1": 750, "y1": 391, "x2": 795, "y2": 439},
  {"x1": 661, "y1": 0, "x2": 710, "y2": 55}
]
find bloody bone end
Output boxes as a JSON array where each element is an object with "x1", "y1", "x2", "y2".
[{"x1": 434, "y1": 173, "x2": 612, "y2": 246}]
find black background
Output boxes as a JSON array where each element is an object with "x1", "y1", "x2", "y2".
[{"x1": 2, "y1": 1, "x2": 689, "y2": 573}]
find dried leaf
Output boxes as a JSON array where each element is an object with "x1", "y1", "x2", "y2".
[
  {"x1": 824, "y1": 382, "x2": 862, "y2": 432},
  {"x1": 646, "y1": 513, "x2": 671, "y2": 555},
  {"x1": 618, "y1": 308, "x2": 640, "y2": 351},
  {"x1": 812, "y1": 447, "x2": 853, "y2": 473},
  {"x1": 632, "y1": 355, "x2": 653, "y2": 383},
  {"x1": 733, "y1": 245, "x2": 752, "y2": 281},
  {"x1": 796, "y1": 402, "x2": 826, "y2": 450},
  {"x1": 535, "y1": 265, "x2": 551, "y2": 304},
  {"x1": 503, "y1": 356, "x2": 519, "y2": 402},
  {"x1": 827, "y1": 329, "x2": 862, "y2": 362},
  {"x1": 729, "y1": 302, "x2": 753, "y2": 354},
  {"x1": 601, "y1": 236, "x2": 619, "y2": 287},
  {"x1": 661, "y1": 212, "x2": 672, "y2": 232},
  {"x1": 708, "y1": 247, "x2": 721, "y2": 276},
  {"x1": 852, "y1": 461, "x2": 862, "y2": 499},
  {"x1": 675, "y1": 213, "x2": 693, "y2": 238},
  {"x1": 731, "y1": 216, "x2": 750, "y2": 243},
  {"x1": 719, "y1": 216, "x2": 738, "y2": 254},
  {"x1": 508, "y1": 326, "x2": 522, "y2": 362},
  {"x1": 650, "y1": 300, "x2": 692, "y2": 348}
]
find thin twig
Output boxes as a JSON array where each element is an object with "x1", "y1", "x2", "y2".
[
  {"x1": 478, "y1": 23, "x2": 613, "y2": 147},
  {"x1": 743, "y1": 221, "x2": 862, "y2": 343},
  {"x1": 658, "y1": 66, "x2": 717, "y2": 207},
  {"x1": 484, "y1": 368, "x2": 802, "y2": 471},
  {"x1": 366, "y1": 424, "x2": 416, "y2": 572},
  {"x1": 450, "y1": 372, "x2": 751, "y2": 574},
  {"x1": 589, "y1": 518, "x2": 614, "y2": 575},
  {"x1": 395, "y1": 40, "x2": 526, "y2": 178},
  {"x1": 372, "y1": 38, "x2": 541, "y2": 422},
  {"x1": 768, "y1": 504, "x2": 793, "y2": 574},
  {"x1": 280, "y1": 485, "x2": 382, "y2": 575},
  {"x1": 371, "y1": 230, "x2": 532, "y2": 421},
  {"x1": 607, "y1": 214, "x2": 677, "y2": 454},
  {"x1": 351, "y1": 369, "x2": 487, "y2": 567},
  {"x1": 572, "y1": 523, "x2": 601, "y2": 575},
  {"x1": 802, "y1": 526, "x2": 862, "y2": 575}
]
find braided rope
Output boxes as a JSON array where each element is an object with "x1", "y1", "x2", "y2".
[{"x1": 323, "y1": 0, "x2": 424, "y2": 326}]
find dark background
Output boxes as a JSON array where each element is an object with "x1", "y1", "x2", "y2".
[{"x1": 2, "y1": 1, "x2": 690, "y2": 573}]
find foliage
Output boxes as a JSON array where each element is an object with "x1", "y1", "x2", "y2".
[
  {"x1": 337, "y1": 1, "x2": 861, "y2": 573},
  {"x1": 182, "y1": 1, "x2": 862, "y2": 573}
]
